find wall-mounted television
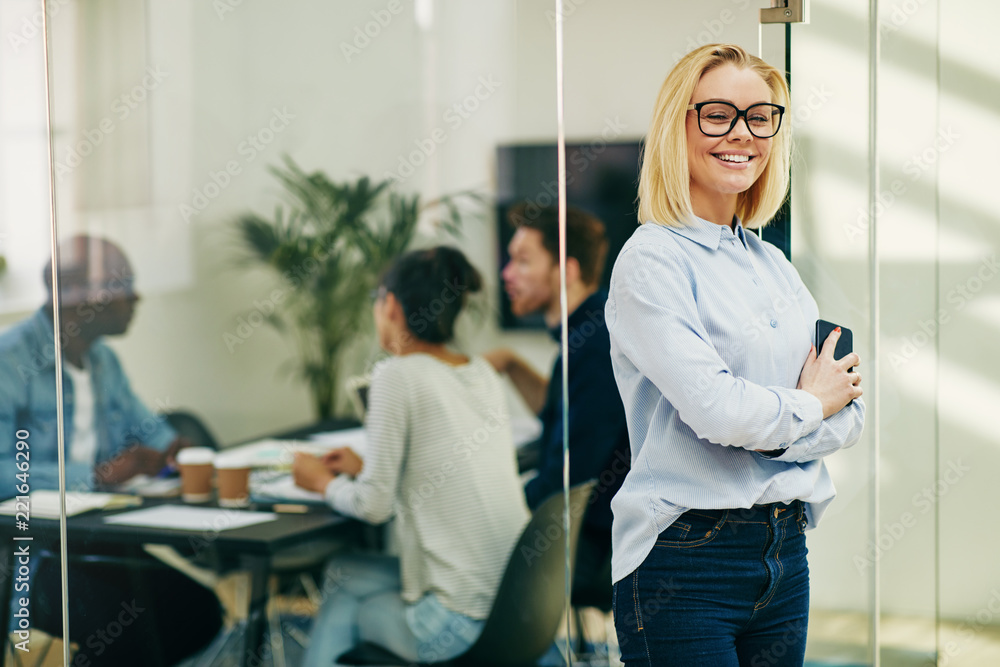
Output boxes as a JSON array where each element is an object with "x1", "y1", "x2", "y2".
[{"x1": 495, "y1": 140, "x2": 790, "y2": 330}]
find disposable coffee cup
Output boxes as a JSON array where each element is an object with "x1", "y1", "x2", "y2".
[
  {"x1": 176, "y1": 447, "x2": 215, "y2": 503},
  {"x1": 215, "y1": 453, "x2": 251, "y2": 508}
]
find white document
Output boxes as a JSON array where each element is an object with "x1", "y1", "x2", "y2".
[
  {"x1": 250, "y1": 471, "x2": 325, "y2": 504},
  {"x1": 223, "y1": 428, "x2": 367, "y2": 468},
  {"x1": 114, "y1": 474, "x2": 182, "y2": 497},
  {"x1": 307, "y1": 427, "x2": 367, "y2": 455},
  {"x1": 0, "y1": 491, "x2": 135, "y2": 519},
  {"x1": 104, "y1": 505, "x2": 278, "y2": 531}
]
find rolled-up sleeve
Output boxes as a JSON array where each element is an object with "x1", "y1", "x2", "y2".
[{"x1": 324, "y1": 364, "x2": 407, "y2": 524}]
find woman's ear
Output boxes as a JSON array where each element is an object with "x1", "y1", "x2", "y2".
[{"x1": 384, "y1": 292, "x2": 405, "y2": 324}]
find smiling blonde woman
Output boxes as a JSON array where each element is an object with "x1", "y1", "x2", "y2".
[{"x1": 606, "y1": 44, "x2": 866, "y2": 666}]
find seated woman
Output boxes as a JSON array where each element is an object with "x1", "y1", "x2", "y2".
[{"x1": 293, "y1": 246, "x2": 530, "y2": 666}]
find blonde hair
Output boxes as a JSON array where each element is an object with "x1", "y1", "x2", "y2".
[{"x1": 638, "y1": 44, "x2": 791, "y2": 230}]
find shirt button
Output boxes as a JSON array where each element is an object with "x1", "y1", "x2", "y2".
[{"x1": 770, "y1": 319, "x2": 778, "y2": 328}]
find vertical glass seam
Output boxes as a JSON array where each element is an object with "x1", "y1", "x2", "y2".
[
  {"x1": 933, "y1": 0, "x2": 942, "y2": 660},
  {"x1": 39, "y1": 0, "x2": 72, "y2": 663},
  {"x1": 868, "y1": 0, "x2": 881, "y2": 664},
  {"x1": 554, "y1": 2, "x2": 572, "y2": 665}
]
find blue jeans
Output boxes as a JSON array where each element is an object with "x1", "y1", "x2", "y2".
[
  {"x1": 302, "y1": 554, "x2": 484, "y2": 667},
  {"x1": 613, "y1": 501, "x2": 810, "y2": 667}
]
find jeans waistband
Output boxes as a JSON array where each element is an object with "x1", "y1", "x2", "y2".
[{"x1": 682, "y1": 499, "x2": 804, "y2": 522}]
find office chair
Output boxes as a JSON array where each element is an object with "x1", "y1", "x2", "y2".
[
  {"x1": 164, "y1": 410, "x2": 221, "y2": 450},
  {"x1": 336, "y1": 480, "x2": 597, "y2": 667}
]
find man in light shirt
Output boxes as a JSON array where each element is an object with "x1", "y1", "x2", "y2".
[
  {"x1": 0, "y1": 235, "x2": 222, "y2": 665},
  {"x1": 0, "y1": 235, "x2": 186, "y2": 491}
]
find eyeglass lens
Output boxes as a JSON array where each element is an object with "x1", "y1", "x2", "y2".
[{"x1": 697, "y1": 102, "x2": 783, "y2": 138}]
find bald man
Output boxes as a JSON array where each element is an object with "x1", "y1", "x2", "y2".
[
  {"x1": 0, "y1": 235, "x2": 187, "y2": 493},
  {"x1": 0, "y1": 235, "x2": 221, "y2": 665}
]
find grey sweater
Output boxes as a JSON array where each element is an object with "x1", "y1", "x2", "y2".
[{"x1": 324, "y1": 354, "x2": 529, "y2": 619}]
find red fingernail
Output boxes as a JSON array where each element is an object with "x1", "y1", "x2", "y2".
[{"x1": 834, "y1": 327, "x2": 841, "y2": 333}]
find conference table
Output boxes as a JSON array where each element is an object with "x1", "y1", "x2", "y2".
[{"x1": 0, "y1": 418, "x2": 366, "y2": 667}]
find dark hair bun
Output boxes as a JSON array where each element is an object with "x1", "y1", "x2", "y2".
[
  {"x1": 434, "y1": 246, "x2": 483, "y2": 295},
  {"x1": 380, "y1": 246, "x2": 483, "y2": 344}
]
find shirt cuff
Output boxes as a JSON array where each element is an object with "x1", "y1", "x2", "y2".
[
  {"x1": 323, "y1": 474, "x2": 353, "y2": 509},
  {"x1": 791, "y1": 389, "x2": 824, "y2": 433}
]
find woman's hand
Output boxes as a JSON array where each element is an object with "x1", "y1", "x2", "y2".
[
  {"x1": 292, "y1": 452, "x2": 336, "y2": 493},
  {"x1": 322, "y1": 447, "x2": 364, "y2": 477},
  {"x1": 797, "y1": 327, "x2": 863, "y2": 419}
]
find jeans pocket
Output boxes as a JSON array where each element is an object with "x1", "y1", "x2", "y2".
[{"x1": 654, "y1": 511, "x2": 727, "y2": 549}]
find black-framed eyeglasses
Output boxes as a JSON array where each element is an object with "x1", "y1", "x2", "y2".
[{"x1": 687, "y1": 101, "x2": 785, "y2": 139}]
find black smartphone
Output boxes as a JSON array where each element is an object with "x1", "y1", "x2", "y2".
[{"x1": 815, "y1": 319, "x2": 853, "y2": 371}]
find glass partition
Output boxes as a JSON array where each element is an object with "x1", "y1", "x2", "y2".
[
  {"x1": 16, "y1": 0, "x2": 999, "y2": 665},
  {"x1": 562, "y1": 1, "x2": 878, "y2": 665},
  {"x1": 39, "y1": 1, "x2": 570, "y2": 666},
  {"x1": 790, "y1": 1, "x2": 878, "y2": 663},
  {"x1": 0, "y1": 0, "x2": 67, "y2": 662}
]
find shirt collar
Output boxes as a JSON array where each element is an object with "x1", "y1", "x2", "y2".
[
  {"x1": 666, "y1": 214, "x2": 746, "y2": 251},
  {"x1": 27, "y1": 307, "x2": 100, "y2": 371}
]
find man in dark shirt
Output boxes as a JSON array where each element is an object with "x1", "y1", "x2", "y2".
[{"x1": 485, "y1": 204, "x2": 630, "y2": 590}]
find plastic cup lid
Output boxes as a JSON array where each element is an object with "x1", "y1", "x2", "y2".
[{"x1": 176, "y1": 447, "x2": 215, "y2": 465}]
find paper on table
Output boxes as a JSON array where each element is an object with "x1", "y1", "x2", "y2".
[
  {"x1": 104, "y1": 505, "x2": 277, "y2": 531},
  {"x1": 220, "y1": 439, "x2": 322, "y2": 468},
  {"x1": 224, "y1": 427, "x2": 367, "y2": 467},
  {"x1": 307, "y1": 427, "x2": 367, "y2": 455},
  {"x1": 250, "y1": 471, "x2": 325, "y2": 504},
  {"x1": 114, "y1": 474, "x2": 182, "y2": 497},
  {"x1": 0, "y1": 491, "x2": 139, "y2": 519}
]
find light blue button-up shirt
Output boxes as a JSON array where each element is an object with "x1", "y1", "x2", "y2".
[
  {"x1": 0, "y1": 308, "x2": 176, "y2": 496},
  {"x1": 605, "y1": 216, "x2": 865, "y2": 583}
]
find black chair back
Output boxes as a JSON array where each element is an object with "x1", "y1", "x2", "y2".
[
  {"x1": 456, "y1": 480, "x2": 596, "y2": 666},
  {"x1": 337, "y1": 481, "x2": 597, "y2": 667},
  {"x1": 164, "y1": 410, "x2": 220, "y2": 449}
]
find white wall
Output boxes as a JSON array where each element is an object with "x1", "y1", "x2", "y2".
[{"x1": 5, "y1": 0, "x2": 998, "y2": 639}]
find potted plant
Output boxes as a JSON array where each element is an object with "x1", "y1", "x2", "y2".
[{"x1": 235, "y1": 156, "x2": 477, "y2": 419}]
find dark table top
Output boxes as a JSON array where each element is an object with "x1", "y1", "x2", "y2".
[{"x1": 0, "y1": 498, "x2": 352, "y2": 558}]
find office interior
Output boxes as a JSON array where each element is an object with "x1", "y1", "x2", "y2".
[{"x1": 0, "y1": 0, "x2": 997, "y2": 665}]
